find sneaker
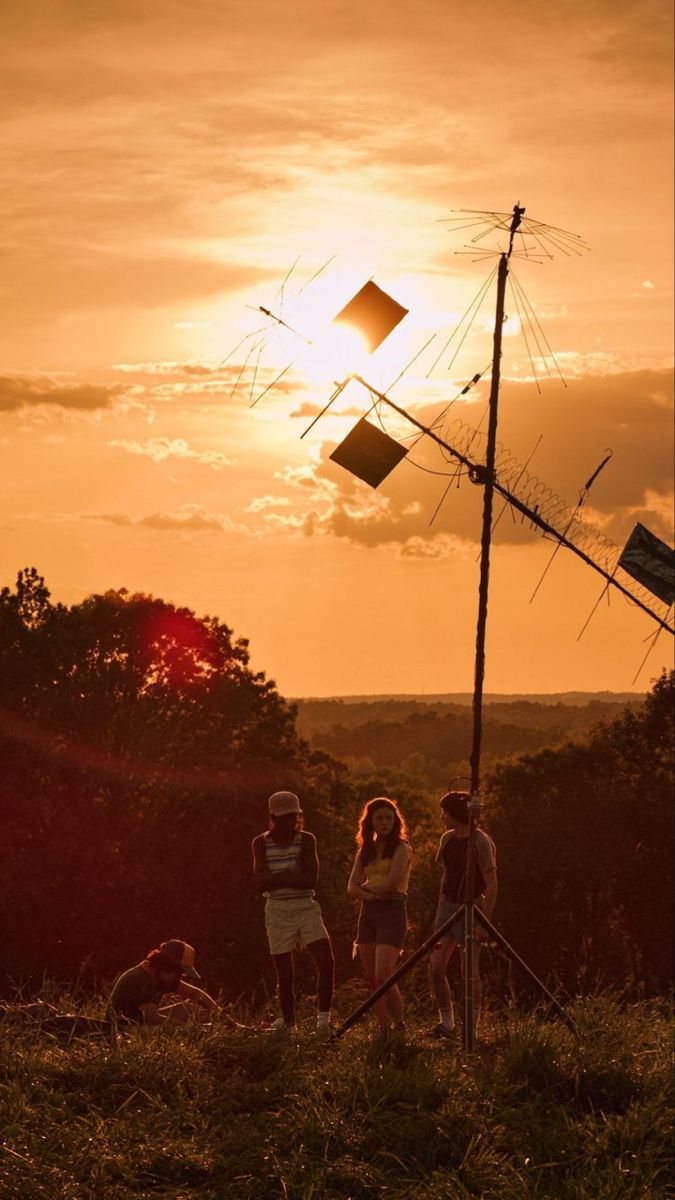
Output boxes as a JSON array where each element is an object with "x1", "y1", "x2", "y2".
[
  {"x1": 315, "y1": 1023, "x2": 333, "y2": 1041},
  {"x1": 266, "y1": 1017, "x2": 296, "y2": 1035},
  {"x1": 428, "y1": 1022, "x2": 455, "y2": 1040}
]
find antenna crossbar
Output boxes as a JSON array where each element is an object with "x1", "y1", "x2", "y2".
[{"x1": 352, "y1": 374, "x2": 674, "y2": 635}]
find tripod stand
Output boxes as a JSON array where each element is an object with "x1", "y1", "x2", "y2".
[
  {"x1": 334, "y1": 206, "x2": 576, "y2": 1050},
  {"x1": 333, "y1": 886, "x2": 576, "y2": 1044}
]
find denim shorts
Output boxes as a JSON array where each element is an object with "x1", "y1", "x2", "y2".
[
  {"x1": 433, "y1": 895, "x2": 466, "y2": 944},
  {"x1": 356, "y1": 896, "x2": 407, "y2": 948}
]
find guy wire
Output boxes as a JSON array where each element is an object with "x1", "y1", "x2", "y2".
[
  {"x1": 507, "y1": 275, "x2": 542, "y2": 393},
  {"x1": 510, "y1": 271, "x2": 567, "y2": 387},
  {"x1": 509, "y1": 273, "x2": 550, "y2": 375},
  {"x1": 426, "y1": 265, "x2": 498, "y2": 377}
]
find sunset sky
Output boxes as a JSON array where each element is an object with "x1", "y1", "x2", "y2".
[{"x1": 2, "y1": 0, "x2": 673, "y2": 697}]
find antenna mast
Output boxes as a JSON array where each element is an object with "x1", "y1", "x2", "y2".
[{"x1": 470, "y1": 204, "x2": 524, "y2": 794}]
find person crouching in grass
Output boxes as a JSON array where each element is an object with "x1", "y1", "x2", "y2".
[
  {"x1": 347, "y1": 797, "x2": 412, "y2": 1035},
  {"x1": 252, "y1": 791, "x2": 335, "y2": 1037},
  {"x1": 105, "y1": 939, "x2": 219, "y2": 1026},
  {"x1": 428, "y1": 791, "x2": 497, "y2": 1039}
]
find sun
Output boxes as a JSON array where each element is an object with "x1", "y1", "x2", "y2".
[
  {"x1": 290, "y1": 273, "x2": 409, "y2": 392},
  {"x1": 306, "y1": 321, "x2": 371, "y2": 386}
]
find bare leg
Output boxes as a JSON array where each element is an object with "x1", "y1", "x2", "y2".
[
  {"x1": 375, "y1": 944, "x2": 404, "y2": 1026},
  {"x1": 429, "y1": 940, "x2": 458, "y2": 1025},
  {"x1": 358, "y1": 943, "x2": 390, "y2": 1029},
  {"x1": 272, "y1": 952, "x2": 296, "y2": 1026},
  {"x1": 306, "y1": 937, "x2": 335, "y2": 1014}
]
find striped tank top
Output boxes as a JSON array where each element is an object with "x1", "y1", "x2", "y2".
[{"x1": 264, "y1": 831, "x2": 313, "y2": 900}]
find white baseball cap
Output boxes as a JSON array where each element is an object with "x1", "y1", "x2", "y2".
[{"x1": 268, "y1": 791, "x2": 302, "y2": 816}]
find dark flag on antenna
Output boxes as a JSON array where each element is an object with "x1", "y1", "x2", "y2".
[
  {"x1": 330, "y1": 417, "x2": 408, "y2": 488},
  {"x1": 333, "y1": 281, "x2": 408, "y2": 354},
  {"x1": 618, "y1": 523, "x2": 675, "y2": 606}
]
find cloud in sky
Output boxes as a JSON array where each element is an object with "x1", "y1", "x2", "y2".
[
  {"x1": 251, "y1": 369, "x2": 674, "y2": 552},
  {"x1": 0, "y1": 374, "x2": 123, "y2": 411},
  {"x1": 112, "y1": 361, "x2": 221, "y2": 375},
  {"x1": 108, "y1": 436, "x2": 233, "y2": 469},
  {"x1": 84, "y1": 505, "x2": 246, "y2": 533}
]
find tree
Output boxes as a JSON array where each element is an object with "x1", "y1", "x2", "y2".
[
  {"x1": 484, "y1": 672, "x2": 674, "y2": 990},
  {"x1": 0, "y1": 569, "x2": 306, "y2": 990}
]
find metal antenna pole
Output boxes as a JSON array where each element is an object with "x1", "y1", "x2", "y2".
[
  {"x1": 469, "y1": 250, "x2": 510, "y2": 794},
  {"x1": 464, "y1": 227, "x2": 514, "y2": 1052}
]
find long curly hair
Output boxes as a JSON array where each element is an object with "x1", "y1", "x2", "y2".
[{"x1": 356, "y1": 796, "x2": 409, "y2": 866}]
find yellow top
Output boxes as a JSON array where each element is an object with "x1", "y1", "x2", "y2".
[{"x1": 364, "y1": 844, "x2": 411, "y2": 896}]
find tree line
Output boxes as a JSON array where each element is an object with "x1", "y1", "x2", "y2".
[
  {"x1": 1, "y1": 568, "x2": 672, "y2": 999},
  {"x1": 295, "y1": 696, "x2": 640, "y2": 790}
]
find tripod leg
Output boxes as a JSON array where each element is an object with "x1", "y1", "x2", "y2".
[
  {"x1": 474, "y1": 909, "x2": 576, "y2": 1034},
  {"x1": 464, "y1": 898, "x2": 475, "y2": 1053},
  {"x1": 334, "y1": 903, "x2": 465, "y2": 1040}
]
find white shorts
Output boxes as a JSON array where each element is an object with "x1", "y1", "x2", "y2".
[{"x1": 264, "y1": 896, "x2": 329, "y2": 956}]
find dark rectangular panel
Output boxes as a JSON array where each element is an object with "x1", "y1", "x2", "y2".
[
  {"x1": 333, "y1": 281, "x2": 408, "y2": 353},
  {"x1": 329, "y1": 417, "x2": 408, "y2": 488},
  {"x1": 618, "y1": 522, "x2": 675, "y2": 605}
]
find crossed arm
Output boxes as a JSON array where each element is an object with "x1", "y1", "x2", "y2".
[
  {"x1": 347, "y1": 843, "x2": 411, "y2": 902},
  {"x1": 252, "y1": 832, "x2": 319, "y2": 894}
]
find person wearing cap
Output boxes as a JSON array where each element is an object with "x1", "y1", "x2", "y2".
[
  {"x1": 252, "y1": 791, "x2": 334, "y2": 1036},
  {"x1": 428, "y1": 791, "x2": 497, "y2": 1039},
  {"x1": 105, "y1": 939, "x2": 219, "y2": 1026}
]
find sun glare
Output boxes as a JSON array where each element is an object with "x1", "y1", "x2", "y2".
[{"x1": 309, "y1": 321, "x2": 371, "y2": 385}]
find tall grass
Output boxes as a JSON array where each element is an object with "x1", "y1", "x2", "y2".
[{"x1": 0, "y1": 993, "x2": 672, "y2": 1199}]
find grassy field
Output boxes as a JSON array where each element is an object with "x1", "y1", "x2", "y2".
[{"x1": 0, "y1": 992, "x2": 672, "y2": 1199}]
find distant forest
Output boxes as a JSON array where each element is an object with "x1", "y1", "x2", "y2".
[{"x1": 295, "y1": 695, "x2": 642, "y2": 789}]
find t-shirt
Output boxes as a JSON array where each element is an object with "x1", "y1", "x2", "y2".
[
  {"x1": 436, "y1": 829, "x2": 496, "y2": 901},
  {"x1": 105, "y1": 964, "x2": 170, "y2": 1022}
]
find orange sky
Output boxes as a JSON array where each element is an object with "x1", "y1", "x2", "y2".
[{"x1": 1, "y1": 0, "x2": 673, "y2": 696}]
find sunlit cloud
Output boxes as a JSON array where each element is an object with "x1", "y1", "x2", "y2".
[
  {"x1": 108, "y1": 437, "x2": 234, "y2": 469},
  {"x1": 397, "y1": 533, "x2": 472, "y2": 560},
  {"x1": 83, "y1": 505, "x2": 249, "y2": 534},
  {"x1": 245, "y1": 495, "x2": 291, "y2": 512},
  {"x1": 112, "y1": 361, "x2": 220, "y2": 376},
  {"x1": 252, "y1": 368, "x2": 674, "y2": 554},
  {"x1": 505, "y1": 352, "x2": 674, "y2": 382}
]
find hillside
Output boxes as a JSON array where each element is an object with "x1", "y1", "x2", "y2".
[
  {"x1": 295, "y1": 694, "x2": 641, "y2": 783},
  {"x1": 1, "y1": 994, "x2": 671, "y2": 1199}
]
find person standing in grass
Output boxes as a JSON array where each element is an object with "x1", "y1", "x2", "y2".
[
  {"x1": 347, "y1": 797, "x2": 412, "y2": 1034},
  {"x1": 106, "y1": 939, "x2": 219, "y2": 1026},
  {"x1": 252, "y1": 790, "x2": 335, "y2": 1036},
  {"x1": 428, "y1": 790, "x2": 498, "y2": 1039}
]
